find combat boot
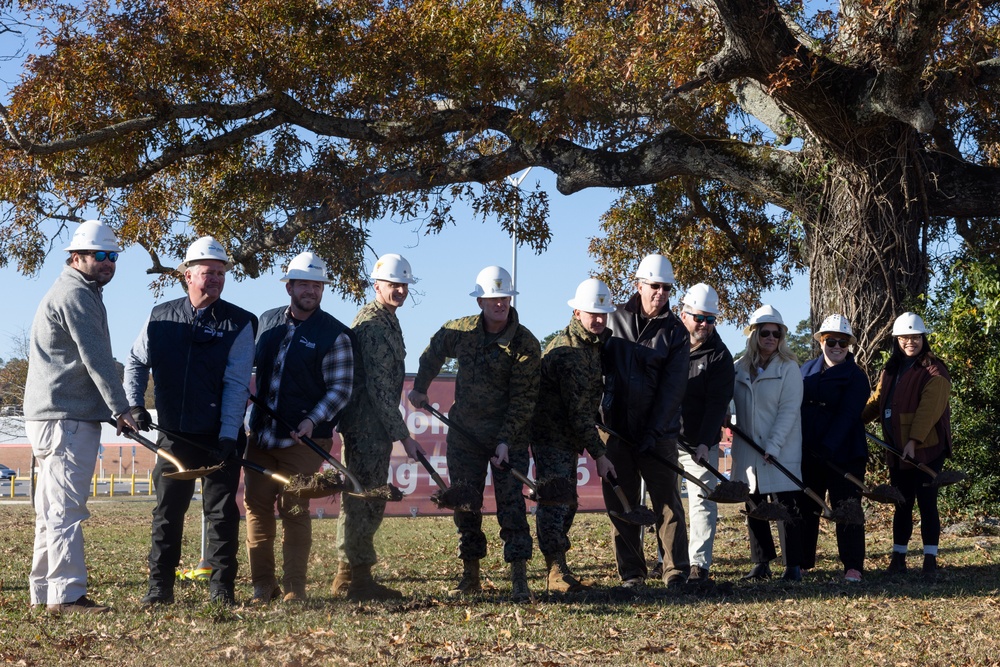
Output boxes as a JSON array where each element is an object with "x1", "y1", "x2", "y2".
[
  {"x1": 346, "y1": 564, "x2": 404, "y2": 601},
  {"x1": 510, "y1": 560, "x2": 531, "y2": 602},
  {"x1": 545, "y1": 553, "x2": 586, "y2": 593},
  {"x1": 448, "y1": 559, "x2": 481, "y2": 597},
  {"x1": 331, "y1": 561, "x2": 352, "y2": 596}
]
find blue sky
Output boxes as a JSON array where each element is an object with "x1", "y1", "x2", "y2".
[{"x1": 1, "y1": 169, "x2": 810, "y2": 370}]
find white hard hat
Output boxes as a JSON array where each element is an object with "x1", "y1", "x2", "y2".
[
  {"x1": 568, "y1": 278, "x2": 616, "y2": 314},
  {"x1": 813, "y1": 314, "x2": 856, "y2": 345},
  {"x1": 178, "y1": 236, "x2": 233, "y2": 272},
  {"x1": 470, "y1": 265, "x2": 517, "y2": 298},
  {"x1": 681, "y1": 283, "x2": 720, "y2": 315},
  {"x1": 65, "y1": 220, "x2": 122, "y2": 252},
  {"x1": 892, "y1": 311, "x2": 929, "y2": 336},
  {"x1": 371, "y1": 253, "x2": 417, "y2": 284},
  {"x1": 281, "y1": 251, "x2": 331, "y2": 283},
  {"x1": 635, "y1": 254, "x2": 674, "y2": 284},
  {"x1": 743, "y1": 304, "x2": 786, "y2": 336}
]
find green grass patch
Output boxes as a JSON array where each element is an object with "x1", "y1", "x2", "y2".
[{"x1": 2, "y1": 500, "x2": 999, "y2": 666}]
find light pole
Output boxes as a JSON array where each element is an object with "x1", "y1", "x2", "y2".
[{"x1": 506, "y1": 168, "x2": 533, "y2": 309}]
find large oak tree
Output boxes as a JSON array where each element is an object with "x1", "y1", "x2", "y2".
[{"x1": 2, "y1": 0, "x2": 1000, "y2": 363}]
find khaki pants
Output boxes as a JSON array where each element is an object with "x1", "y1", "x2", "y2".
[{"x1": 244, "y1": 435, "x2": 330, "y2": 591}]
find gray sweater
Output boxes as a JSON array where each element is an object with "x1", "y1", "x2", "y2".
[{"x1": 24, "y1": 265, "x2": 129, "y2": 422}]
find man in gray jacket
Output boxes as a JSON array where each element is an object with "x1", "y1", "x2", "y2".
[{"x1": 24, "y1": 220, "x2": 138, "y2": 614}]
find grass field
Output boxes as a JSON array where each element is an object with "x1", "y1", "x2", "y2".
[{"x1": 1, "y1": 498, "x2": 999, "y2": 666}]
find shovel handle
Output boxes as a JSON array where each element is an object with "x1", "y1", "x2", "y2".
[
  {"x1": 420, "y1": 402, "x2": 535, "y2": 489},
  {"x1": 238, "y1": 458, "x2": 292, "y2": 485},
  {"x1": 108, "y1": 420, "x2": 189, "y2": 473},
  {"x1": 865, "y1": 431, "x2": 940, "y2": 480},
  {"x1": 815, "y1": 452, "x2": 872, "y2": 494},
  {"x1": 605, "y1": 472, "x2": 635, "y2": 514},
  {"x1": 676, "y1": 440, "x2": 731, "y2": 484},
  {"x1": 597, "y1": 423, "x2": 714, "y2": 496},
  {"x1": 248, "y1": 394, "x2": 364, "y2": 493},
  {"x1": 731, "y1": 423, "x2": 835, "y2": 516},
  {"x1": 414, "y1": 449, "x2": 449, "y2": 491}
]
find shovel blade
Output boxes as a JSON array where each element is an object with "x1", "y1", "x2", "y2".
[
  {"x1": 862, "y1": 484, "x2": 906, "y2": 505},
  {"x1": 743, "y1": 501, "x2": 794, "y2": 523},
  {"x1": 703, "y1": 481, "x2": 751, "y2": 503},
  {"x1": 925, "y1": 469, "x2": 967, "y2": 488}
]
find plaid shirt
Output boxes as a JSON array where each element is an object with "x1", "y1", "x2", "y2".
[{"x1": 257, "y1": 307, "x2": 354, "y2": 449}]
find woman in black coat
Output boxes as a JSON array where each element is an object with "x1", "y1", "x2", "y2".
[{"x1": 799, "y1": 315, "x2": 871, "y2": 582}]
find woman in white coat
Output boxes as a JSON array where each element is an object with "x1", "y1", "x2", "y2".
[{"x1": 732, "y1": 305, "x2": 806, "y2": 582}]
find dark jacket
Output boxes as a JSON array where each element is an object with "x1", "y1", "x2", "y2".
[
  {"x1": 800, "y1": 355, "x2": 871, "y2": 464},
  {"x1": 601, "y1": 293, "x2": 689, "y2": 449},
  {"x1": 680, "y1": 328, "x2": 734, "y2": 450},
  {"x1": 147, "y1": 297, "x2": 256, "y2": 435},
  {"x1": 251, "y1": 306, "x2": 351, "y2": 439}
]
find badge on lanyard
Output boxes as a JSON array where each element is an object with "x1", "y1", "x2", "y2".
[{"x1": 884, "y1": 408, "x2": 892, "y2": 419}]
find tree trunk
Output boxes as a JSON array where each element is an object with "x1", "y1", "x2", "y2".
[{"x1": 805, "y1": 130, "x2": 928, "y2": 371}]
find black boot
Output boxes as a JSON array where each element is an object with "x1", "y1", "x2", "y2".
[
  {"x1": 922, "y1": 554, "x2": 938, "y2": 578},
  {"x1": 742, "y1": 562, "x2": 772, "y2": 580},
  {"x1": 781, "y1": 565, "x2": 802, "y2": 582},
  {"x1": 886, "y1": 551, "x2": 907, "y2": 575},
  {"x1": 140, "y1": 580, "x2": 174, "y2": 606}
]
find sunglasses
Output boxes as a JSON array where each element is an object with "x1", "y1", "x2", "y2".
[
  {"x1": 757, "y1": 328, "x2": 782, "y2": 339},
  {"x1": 83, "y1": 250, "x2": 119, "y2": 263},
  {"x1": 686, "y1": 313, "x2": 717, "y2": 325},
  {"x1": 641, "y1": 281, "x2": 672, "y2": 292},
  {"x1": 823, "y1": 338, "x2": 850, "y2": 348}
]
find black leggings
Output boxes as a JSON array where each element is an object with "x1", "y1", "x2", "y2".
[{"x1": 889, "y1": 454, "x2": 945, "y2": 549}]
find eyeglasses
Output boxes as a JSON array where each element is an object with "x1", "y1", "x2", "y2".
[
  {"x1": 897, "y1": 335, "x2": 922, "y2": 343},
  {"x1": 83, "y1": 251, "x2": 118, "y2": 263},
  {"x1": 823, "y1": 338, "x2": 850, "y2": 348},
  {"x1": 641, "y1": 281, "x2": 672, "y2": 292},
  {"x1": 685, "y1": 313, "x2": 717, "y2": 325},
  {"x1": 757, "y1": 328, "x2": 782, "y2": 339}
]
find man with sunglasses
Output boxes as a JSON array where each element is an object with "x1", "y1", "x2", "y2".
[
  {"x1": 668, "y1": 283, "x2": 735, "y2": 587},
  {"x1": 600, "y1": 253, "x2": 690, "y2": 589},
  {"x1": 125, "y1": 236, "x2": 257, "y2": 607},
  {"x1": 24, "y1": 220, "x2": 138, "y2": 614}
]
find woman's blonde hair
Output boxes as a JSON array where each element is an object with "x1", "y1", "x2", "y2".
[{"x1": 737, "y1": 324, "x2": 797, "y2": 376}]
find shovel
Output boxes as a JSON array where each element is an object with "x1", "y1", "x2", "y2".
[
  {"x1": 730, "y1": 422, "x2": 864, "y2": 525},
  {"x1": 248, "y1": 394, "x2": 403, "y2": 502},
  {"x1": 604, "y1": 470, "x2": 658, "y2": 526},
  {"x1": 418, "y1": 402, "x2": 576, "y2": 506},
  {"x1": 816, "y1": 454, "x2": 906, "y2": 505},
  {"x1": 674, "y1": 440, "x2": 751, "y2": 503},
  {"x1": 147, "y1": 421, "x2": 347, "y2": 497},
  {"x1": 108, "y1": 420, "x2": 223, "y2": 480},
  {"x1": 865, "y1": 431, "x2": 967, "y2": 488},
  {"x1": 413, "y1": 449, "x2": 482, "y2": 512},
  {"x1": 599, "y1": 423, "x2": 788, "y2": 522}
]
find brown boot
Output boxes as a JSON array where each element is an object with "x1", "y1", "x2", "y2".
[
  {"x1": 546, "y1": 553, "x2": 586, "y2": 593},
  {"x1": 510, "y1": 560, "x2": 531, "y2": 602},
  {"x1": 346, "y1": 564, "x2": 404, "y2": 601},
  {"x1": 331, "y1": 561, "x2": 352, "y2": 596},
  {"x1": 448, "y1": 559, "x2": 482, "y2": 597}
]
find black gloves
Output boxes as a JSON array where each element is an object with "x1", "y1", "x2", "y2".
[
  {"x1": 217, "y1": 437, "x2": 238, "y2": 459},
  {"x1": 129, "y1": 406, "x2": 152, "y2": 431}
]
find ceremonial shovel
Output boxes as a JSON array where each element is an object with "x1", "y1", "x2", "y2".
[{"x1": 866, "y1": 431, "x2": 967, "y2": 488}]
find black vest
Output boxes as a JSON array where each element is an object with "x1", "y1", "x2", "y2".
[
  {"x1": 251, "y1": 306, "x2": 355, "y2": 438},
  {"x1": 147, "y1": 297, "x2": 256, "y2": 435}
]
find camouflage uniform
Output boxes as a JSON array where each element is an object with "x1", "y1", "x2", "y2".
[
  {"x1": 336, "y1": 300, "x2": 409, "y2": 566},
  {"x1": 531, "y1": 316, "x2": 610, "y2": 557},
  {"x1": 413, "y1": 308, "x2": 540, "y2": 563}
]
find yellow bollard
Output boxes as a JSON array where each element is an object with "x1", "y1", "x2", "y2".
[
  {"x1": 148, "y1": 471, "x2": 153, "y2": 495},
  {"x1": 9, "y1": 477, "x2": 14, "y2": 499},
  {"x1": 109, "y1": 474, "x2": 115, "y2": 497},
  {"x1": 93, "y1": 475, "x2": 98, "y2": 497},
  {"x1": 131, "y1": 474, "x2": 136, "y2": 496}
]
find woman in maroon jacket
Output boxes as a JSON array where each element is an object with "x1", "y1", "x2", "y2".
[{"x1": 862, "y1": 312, "x2": 952, "y2": 577}]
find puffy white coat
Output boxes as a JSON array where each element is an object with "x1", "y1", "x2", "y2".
[{"x1": 731, "y1": 355, "x2": 803, "y2": 494}]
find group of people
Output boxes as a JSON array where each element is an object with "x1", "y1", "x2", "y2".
[{"x1": 23, "y1": 221, "x2": 953, "y2": 613}]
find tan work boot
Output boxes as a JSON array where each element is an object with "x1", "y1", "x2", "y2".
[
  {"x1": 510, "y1": 560, "x2": 531, "y2": 602},
  {"x1": 282, "y1": 583, "x2": 308, "y2": 602},
  {"x1": 346, "y1": 564, "x2": 404, "y2": 601},
  {"x1": 546, "y1": 553, "x2": 586, "y2": 593},
  {"x1": 448, "y1": 559, "x2": 482, "y2": 597},
  {"x1": 331, "y1": 561, "x2": 352, "y2": 596}
]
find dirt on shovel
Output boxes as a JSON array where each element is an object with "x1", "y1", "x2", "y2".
[
  {"x1": 611, "y1": 505, "x2": 658, "y2": 526},
  {"x1": 928, "y1": 469, "x2": 967, "y2": 488},
  {"x1": 703, "y1": 479, "x2": 751, "y2": 503},
  {"x1": 865, "y1": 483, "x2": 906, "y2": 504},
  {"x1": 284, "y1": 469, "x2": 348, "y2": 499},
  {"x1": 431, "y1": 481, "x2": 482, "y2": 513},
  {"x1": 830, "y1": 498, "x2": 866, "y2": 525},
  {"x1": 360, "y1": 484, "x2": 405, "y2": 502},
  {"x1": 743, "y1": 501, "x2": 794, "y2": 523}
]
